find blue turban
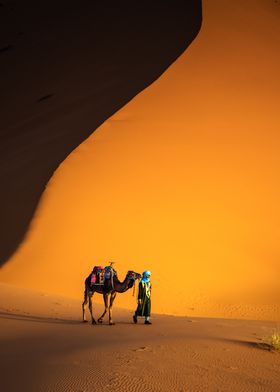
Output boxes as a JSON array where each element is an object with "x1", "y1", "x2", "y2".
[{"x1": 141, "y1": 270, "x2": 151, "y2": 283}]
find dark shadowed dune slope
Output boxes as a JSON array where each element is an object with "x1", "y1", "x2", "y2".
[{"x1": 0, "y1": 0, "x2": 202, "y2": 266}]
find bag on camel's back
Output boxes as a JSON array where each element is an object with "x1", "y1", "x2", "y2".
[
  {"x1": 90, "y1": 266, "x2": 104, "y2": 285},
  {"x1": 104, "y1": 265, "x2": 117, "y2": 281},
  {"x1": 104, "y1": 266, "x2": 112, "y2": 280}
]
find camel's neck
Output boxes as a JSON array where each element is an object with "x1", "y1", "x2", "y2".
[{"x1": 113, "y1": 275, "x2": 132, "y2": 293}]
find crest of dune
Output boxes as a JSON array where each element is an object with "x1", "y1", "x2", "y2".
[{"x1": 1, "y1": 0, "x2": 280, "y2": 320}]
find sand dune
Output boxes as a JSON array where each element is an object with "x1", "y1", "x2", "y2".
[
  {"x1": 1, "y1": 0, "x2": 280, "y2": 321},
  {"x1": 2, "y1": 2, "x2": 280, "y2": 391},
  {"x1": 0, "y1": 0, "x2": 201, "y2": 266}
]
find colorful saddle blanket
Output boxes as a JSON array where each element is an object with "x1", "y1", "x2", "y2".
[
  {"x1": 90, "y1": 265, "x2": 117, "y2": 285},
  {"x1": 90, "y1": 266, "x2": 104, "y2": 285}
]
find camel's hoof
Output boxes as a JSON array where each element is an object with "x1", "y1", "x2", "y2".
[
  {"x1": 82, "y1": 320, "x2": 88, "y2": 323},
  {"x1": 91, "y1": 320, "x2": 97, "y2": 325},
  {"x1": 98, "y1": 319, "x2": 103, "y2": 324},
  {"x1": 109, "y1": 322, "x2": 115, "y2": 326}
]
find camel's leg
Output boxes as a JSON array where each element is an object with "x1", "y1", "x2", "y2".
[
  {"x1": 82, "y1": 287, "x2": 88, "y2": 322},
  {"x1": 109, "y1": 292, "x2": 117, "y2": 325},
  {"x1": 88, "y1": 293, "x2": 97, "y2": 325},
  {"x1": 98, "y1": 293, "x2": 109, "y2": 323}
]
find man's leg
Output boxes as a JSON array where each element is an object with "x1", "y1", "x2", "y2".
[
  {"x1": 144, "y1": 316, "x2": 152, "y2": 324},
  {"x1": 133, "y1": 303, "x2": 141, "y2": 323},
  {"x1": 144, "y1": 300, "x2": 152, "y2": 324}
]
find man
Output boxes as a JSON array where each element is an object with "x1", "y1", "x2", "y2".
[{"x1": 133, "y1": 270, "x2": 152, "y2": 325}]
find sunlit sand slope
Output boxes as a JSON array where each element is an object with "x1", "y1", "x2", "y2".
[{"x1": 1, "y1": 0, "x2": 280, "y2": 320}]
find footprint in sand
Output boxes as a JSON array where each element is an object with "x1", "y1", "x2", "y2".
[{"x1": 134, "y1": 346, "x2": 149, "y2": 352}]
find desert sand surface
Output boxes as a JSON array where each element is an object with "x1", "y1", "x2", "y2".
[
  {"x1": 1, "y1": 0, "x2": 280, "y2": 320},
  {"x1": 1, "y1": 284, "x2": 279, "y2": 392}
]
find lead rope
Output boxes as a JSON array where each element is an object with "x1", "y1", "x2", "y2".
[{"x1": 134, "y1": 279, "x2": 140, "y2": 302}]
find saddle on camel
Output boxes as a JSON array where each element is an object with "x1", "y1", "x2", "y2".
[{"x1": 82, "y1": 262, "x2": 141, "y2": 325}]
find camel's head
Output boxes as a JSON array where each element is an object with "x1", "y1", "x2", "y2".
[{"x1": 126, "y1": 270, "x2": 141, "y2": 288}]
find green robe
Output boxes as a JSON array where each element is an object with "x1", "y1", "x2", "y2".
[{"x1": 135, "y1": 281, "x2": 151, "y2": 317}]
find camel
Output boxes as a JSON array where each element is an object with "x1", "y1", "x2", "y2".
[{"x1": 82, "y1": 266, "x2": 141, "y2": 325}]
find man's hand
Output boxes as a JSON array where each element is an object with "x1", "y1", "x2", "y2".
[{"x1": 138, "y1": 299, "x2": 142, "y2": 305}]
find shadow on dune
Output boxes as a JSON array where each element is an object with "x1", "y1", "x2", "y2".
[
  {"x1": 0, "y1": 311, "x2": 134, "y2": 326},
  {"x1": 0, "y1": 311, "x2": 143, "y2": 329},
  {"x1": 0, "y1": 317, "x2": 158, "y2": 391},
  {"x1": 0, "y1": 0, "x2": 202, "y2": 266},
  {"x1": 210, "y1": 336, "x2": 272, "y2": 351},
  {"x1": 0, "y1": 311, "x2": 81, "y2": 325},
  {"x1": 0, "y1": 326, "x2": 103, "y2": 391}
]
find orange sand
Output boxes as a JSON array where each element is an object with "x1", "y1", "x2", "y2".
[
  {"x1": 1, "y1": 284, "x2": 280, "y2": 392},
  {"x1": 1, "y1": 0, "x2": 280, "y2": 320}
]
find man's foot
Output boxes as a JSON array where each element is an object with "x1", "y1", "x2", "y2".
[
  {"x1": 133, "y1": 315, "x2": 137, "y2": 324},
  {"x1": 144, "y1": 320, "x2": 152, "y2": 325}
]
